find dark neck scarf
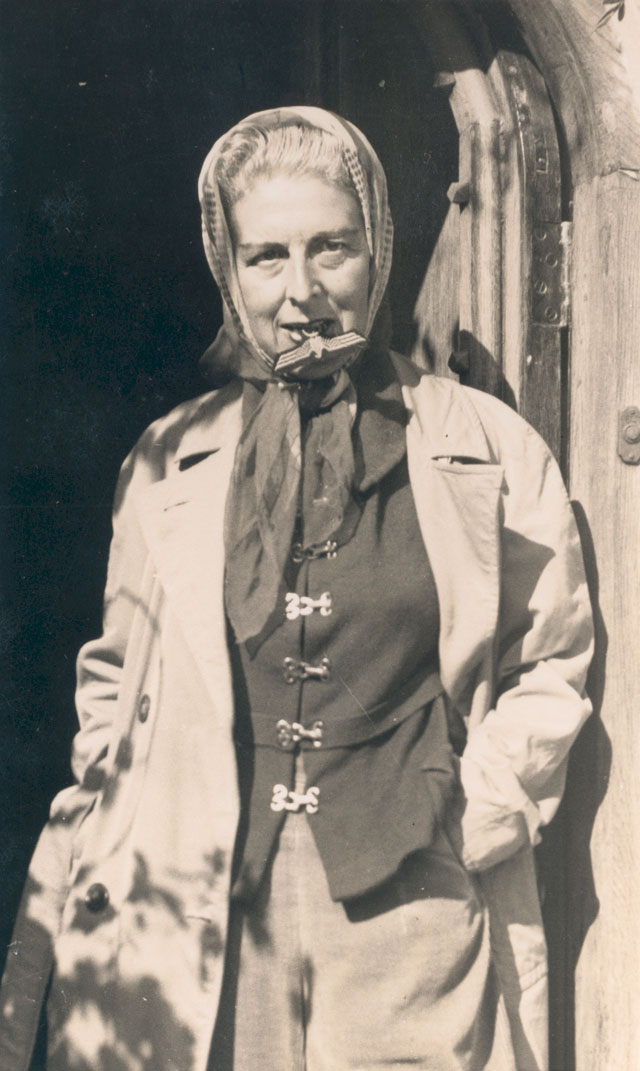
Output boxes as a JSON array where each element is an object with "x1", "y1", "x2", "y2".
[{"x1": 202, "y1": 328, "x2": 367, "y2": 646}]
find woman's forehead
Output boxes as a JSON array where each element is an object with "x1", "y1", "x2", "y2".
[{"x1": 230, "y1": 173, "x2": 365, "y2": 245}]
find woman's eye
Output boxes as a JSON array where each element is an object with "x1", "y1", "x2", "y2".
[
  {"x1": 250, "y1": 248, "x2": 284, "y2": 266},
  {"x1": 315, "y1": 239, "x2": 348, "y2": 264}
]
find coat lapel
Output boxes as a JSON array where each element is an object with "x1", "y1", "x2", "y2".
[
  {"x1": 393, "y1": 358, "x2": 504, "y2": 714},
  {"x1": 134, "y1": 390, "x2": 243, "y2": 714}
]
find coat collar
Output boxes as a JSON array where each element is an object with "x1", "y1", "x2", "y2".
[
  {"x1": 389, "y1": 352, "x2": 494, "y2": 462},
  {"x1": 172, "y1": 379, "x2": 243, "y2": 465},
  {"x1": 171, "y1": 353, "x2": 486, "y2": 472}
]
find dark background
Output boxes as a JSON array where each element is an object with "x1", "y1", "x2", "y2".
[{"x1": 1, "y1": 0, "x2": 457, "y2": 956}]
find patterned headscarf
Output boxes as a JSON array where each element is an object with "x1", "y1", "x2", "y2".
[{"x1": 198, "y1": 106, "x2": 394, "y2": 644}]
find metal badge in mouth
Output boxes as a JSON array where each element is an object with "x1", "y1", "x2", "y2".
[{"x1": 273, "y1": 330, "x2": 367, "y2": 380}]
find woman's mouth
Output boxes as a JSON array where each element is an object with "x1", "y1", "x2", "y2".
[{"x1": 280, "y1": 319, "x2": 336, "y2": 344}]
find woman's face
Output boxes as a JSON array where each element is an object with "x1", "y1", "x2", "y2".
[{"x1": 230, "y1": 173, "x2": 370, "y2": 358}]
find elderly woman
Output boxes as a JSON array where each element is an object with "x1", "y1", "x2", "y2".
[{"x1": 0, "y1": 107, "x2": 592, "y2": 1071}]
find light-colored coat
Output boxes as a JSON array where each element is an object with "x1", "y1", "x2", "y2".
[{"x1": 0, "y1": 356, "x2": 593, "y2": 1071}]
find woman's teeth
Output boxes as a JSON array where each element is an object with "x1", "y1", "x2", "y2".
[{"x1": 283, "y1": 320, "x2": 332, "y2": 342}]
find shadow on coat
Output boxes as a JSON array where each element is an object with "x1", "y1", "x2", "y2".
[
  {"x1": 45, "y1": 961, "x2": 196, "y2": 1071},
  {"x1": 536, "y1": 500, "x2": 610, "y2": 1071},
  {"x1": 5, "y1": 849, "x2": 230, "y2": 1070}
]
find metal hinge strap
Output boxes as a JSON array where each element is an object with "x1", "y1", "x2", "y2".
[{"x1": 532, "y1": 220, "x2": 572, "y2": 328}]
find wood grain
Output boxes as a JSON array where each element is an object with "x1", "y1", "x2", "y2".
[{"x1": 567, "y1": 172, "x2": 640, "y2": 1071}]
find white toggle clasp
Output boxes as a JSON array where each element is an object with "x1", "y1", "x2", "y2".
[
  {"x1": 285, "y1": 592, "x2": 333, "y2": 621},
  {"x1": 270, "y1": 784, "x2": 320, "y2": 814}
]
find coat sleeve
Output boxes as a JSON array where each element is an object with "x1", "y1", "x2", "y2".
[
  {"x1": 0, "y1": 436, "x2": 157, "y2": 1069},
  {"x1": 453, "y1": 402, "x2": 594, "y2": 873}
]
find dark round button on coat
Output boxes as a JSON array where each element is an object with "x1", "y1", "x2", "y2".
[
  {"x1": 138, "y1": 694, "x2": 151, "y2": 722},
  {"x1": 85, "y1": 882, "x2": 110, "y2": 913}
]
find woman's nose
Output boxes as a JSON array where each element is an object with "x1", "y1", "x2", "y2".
[{"x1": 284, "y1": 253, "x2": 319, "y2": 305}]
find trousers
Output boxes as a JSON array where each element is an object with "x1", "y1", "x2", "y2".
[{"x1": 208, "y1": 767, "x2": 509, "y2": 1070}]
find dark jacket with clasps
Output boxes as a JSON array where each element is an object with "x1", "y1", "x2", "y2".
[{"x1": 229, "y1": 354, "x2": 455, "y2": 902}]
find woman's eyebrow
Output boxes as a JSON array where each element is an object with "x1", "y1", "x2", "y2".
[
  {"x1": 237, "y1": 241, "x2": 285, "y2": 253},
  {"x1": 312, "y1": 228, "x2": 362, "y2": 241},
  {"x1": 238, "y1": 228, "x2": 363, "y2": 253}
]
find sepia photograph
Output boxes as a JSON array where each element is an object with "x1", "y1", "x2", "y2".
[{"x1": 1, "y1": 1, "x2": 639, "y2": 1068}]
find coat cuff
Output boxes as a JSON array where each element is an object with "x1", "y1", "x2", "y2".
[{"x1": 447, "y1": 754, "x2": 542, "y2": 872}]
